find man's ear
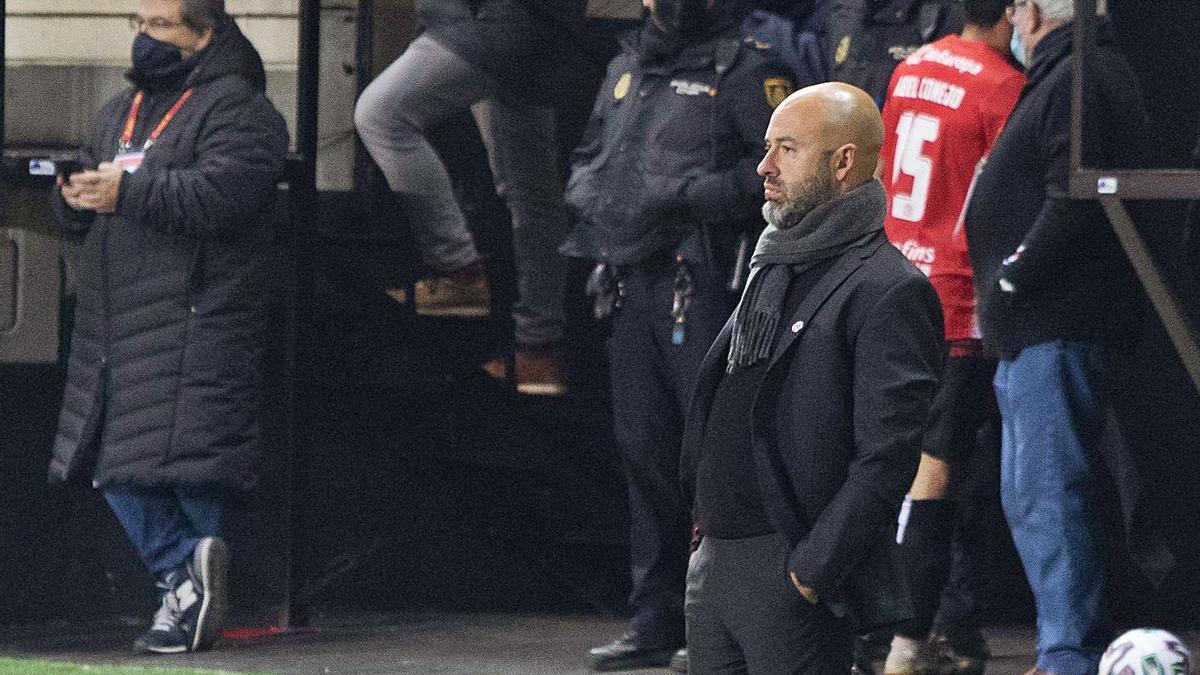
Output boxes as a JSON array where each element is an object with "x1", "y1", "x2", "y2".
[{"x1": 833, "y1": 143, "x2": 856, "y2": 183}]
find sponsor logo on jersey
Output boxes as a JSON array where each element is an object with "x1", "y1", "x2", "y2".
[
  {"x1": 898, "y1": 239, "x2": 936, "y2": 276},
  {"x1": 905, "y1": 45, "x2": 984, "y2": 75}
]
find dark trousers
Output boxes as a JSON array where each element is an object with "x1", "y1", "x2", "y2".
[
  {"x1": 608, "y1": 255, "x2": 731, "y2": 640},
  {"x1": 103, "y1": 485, "x2": 225, "y2": 578},
  {"x1": 905, "y1": 353, "x2": 1000, "y2": 638},
  {"x1": 934, "y1": 415, "x2": 1002, "y2": 636},
  {"x1": 686, "y1": 533, "x2": 853, "y2": 674}
]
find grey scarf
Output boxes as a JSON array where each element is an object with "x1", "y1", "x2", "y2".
[{"x1": 726, "y1": 179, "x2": 886, "y2": 372}]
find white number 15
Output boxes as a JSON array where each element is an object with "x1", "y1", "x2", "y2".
[{"x1": 891, "y1": 112, "x2": 941, "y2": 222}]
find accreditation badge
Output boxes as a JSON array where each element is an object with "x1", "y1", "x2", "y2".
[{"x1": 113, "y1": 151, "x2": 145, "y2": 173}]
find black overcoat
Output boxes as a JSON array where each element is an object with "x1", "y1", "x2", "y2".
[
  {"x1": 47, "y1": 21, "x2": 289, "y2": 490},
  {"x1": 681, "y1": 231, "x2": 944, "y2": 630}
]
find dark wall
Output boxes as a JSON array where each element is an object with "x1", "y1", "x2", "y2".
[
  {"x1": 1102, "y1": 0, "x2": 1200, "y2": 626},
  {"x1": 1109, "y1": 0, "x2": 1200, "y2": 169}
]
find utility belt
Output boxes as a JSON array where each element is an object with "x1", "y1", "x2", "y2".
[
  {"x1": 586, "y1": 254, "x2": 696, "y2": 346},
  {"x1": 585, "y1": 227, "x2": 754, "y2": 344}
]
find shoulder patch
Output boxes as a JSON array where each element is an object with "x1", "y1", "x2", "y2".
[
  {"x1": 835, "y1": 35, "x2": 851, "y2": 65},
  {"x1": 613, "y1": 72, "x2": 632, "y2": 100},
  {"x1": 763, "y1": 77, "x2": 795, "y2": 109}
]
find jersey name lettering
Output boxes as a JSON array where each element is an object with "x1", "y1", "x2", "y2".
[{"x1": 892, "y1": 75, "x2": 966, "y2": 110}]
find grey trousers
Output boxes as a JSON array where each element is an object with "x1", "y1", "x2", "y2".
[
  {"x1": 353, "y1": 33, "x2": 568, "y2": 344},
  {"x1": 685, "y1": 533, "x2": 853, "y2": 674}
]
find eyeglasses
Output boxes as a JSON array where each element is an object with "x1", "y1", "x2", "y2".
[{"x1": 128, "y1": 16, "x2": 183, "y2": 31}]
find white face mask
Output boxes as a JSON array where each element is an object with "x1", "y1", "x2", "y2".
[{"x1": 1010, "y1": 27, "x2": 1029, "y2": 68}]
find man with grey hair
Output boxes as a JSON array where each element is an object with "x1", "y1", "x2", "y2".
[
  {"x1": 679, "y1": 82, "x2": 943, "y2": 672},
  {"x1": 51, "y1": 0, "x2": 286, "y2": 655},
  {"x1": 179, "y1": 0, "x2": 226, "y2": 33},
  {"x1": 965, "y1": 0, "x2": 1152, "y2": 671}
]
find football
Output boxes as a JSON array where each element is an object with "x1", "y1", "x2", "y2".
[{"x1": 1099, "y1": 628, "x2": 1193, "y2": 675}]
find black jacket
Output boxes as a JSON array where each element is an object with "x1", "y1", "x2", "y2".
[
  {"x1": 742, "y1": 4, "x2": 829, "y2": 88},
  {"x1": 562, "y1": 14, "x2": 794, "y2": 265},
  {"x1": 417, "y1": 0, "x2": 590, "y2": 34},
  {"x1": 826, "y1": 0, "x2": 963, "y2": 106},
  {"x1": 415, "y1": 0, "x2": 619, "y2": 106},
  {"x1": 964, "y1": 24, "x2": 1151, "y2": 357},
  {"x1": 681, "y1": 231, "x2": 944, "y2": 630},
  {"x1": 48, "y1": 19, "x2": 289, "y2": 489}
]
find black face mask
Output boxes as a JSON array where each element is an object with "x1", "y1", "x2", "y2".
[
  {"x1": 129, "y1": 32, "x2": 200, "y2": 91},
  {"x1": 642, "y1": 0, "x2": 745, "y2": 63},
  {"x1": 653, "y1": 0, "x2": 709, "y2": 36},
  {"x1": 132, "y1": 32, "x2": 183, "y2": 72}
]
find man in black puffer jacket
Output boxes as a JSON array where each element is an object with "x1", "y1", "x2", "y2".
[
  {"x1": 562, "y1": 0, "x2": 795, "y2": 670},
  {"x1": 964, "y1": 1, "x2": 1152, "y2": 671},
  {"x1": 50, "y1": 0, "x2": 287, "y2": 656}
]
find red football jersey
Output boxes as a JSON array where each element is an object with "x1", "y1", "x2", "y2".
[{"x1": 880, "y1": 34, "x2": 1025, "y2": 341}]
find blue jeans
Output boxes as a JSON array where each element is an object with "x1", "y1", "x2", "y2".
[
  {"x1": 103, "y1": 486, "x2": 225, "y2": 578},
  {"x1": 994, "y1": 341, "x2": 1111, "y2": 674},
  {"x1": 354, "y1": 33, "x2": 568, "y2": 345}
]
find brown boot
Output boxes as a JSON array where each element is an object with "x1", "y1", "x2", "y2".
[
  {"x1": 410, "y1": 261, "x2": 491, "y2": 318},
  {"x1": 515, "y1": 342, "x2": 567, "y2": 396}
]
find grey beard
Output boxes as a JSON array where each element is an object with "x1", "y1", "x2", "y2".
[
  {"x1": 762, "y1": 174, "x2": 839, "y2": 231},
  {"x1": 762, "y1": 199, "x2": 816, "y2": 230}
]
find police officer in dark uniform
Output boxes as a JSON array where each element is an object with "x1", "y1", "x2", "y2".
[
  {"x1": 561, "y1": 0, "x2": 793, "y2": 670},
  {"x1": 826, "y1": 0, "x2": 964, "y2": 106}
]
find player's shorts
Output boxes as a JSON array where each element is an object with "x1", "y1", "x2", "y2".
[{"x1": 923, "y1": 340, "x2": 999, "y2": 463}]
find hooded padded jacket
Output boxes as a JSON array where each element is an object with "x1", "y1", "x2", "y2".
[{"x1": 47, "y1": 18, "x2": 289, "y2": 490}]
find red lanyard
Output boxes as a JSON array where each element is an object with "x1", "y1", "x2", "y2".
[{"x1": 118, "y1": 88, "x2": 194, "y2": 152}]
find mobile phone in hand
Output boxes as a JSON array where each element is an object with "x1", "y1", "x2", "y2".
[{"x1": 55, "y1": 160, "x2": 84, "y2": 182}]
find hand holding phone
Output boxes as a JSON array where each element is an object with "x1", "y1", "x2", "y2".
[{"x1": 55, "y1": 160, "x2": 84, "y2": 185}]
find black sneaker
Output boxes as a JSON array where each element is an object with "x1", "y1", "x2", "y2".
[
  {"x1": 133, "y1": 578, "x2": 188, "y2": 654},
  {"x1": 177, "y1": 536, "x2": 229, "y2": 652}
]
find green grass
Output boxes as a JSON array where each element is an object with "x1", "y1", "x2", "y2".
[{"x1": 0, "y1": 660, "x2": 253, "y2": 675}]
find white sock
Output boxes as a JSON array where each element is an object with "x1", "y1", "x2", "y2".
[{"x1": 883, "y1": 635, "x2": 925, "y2": 674}]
